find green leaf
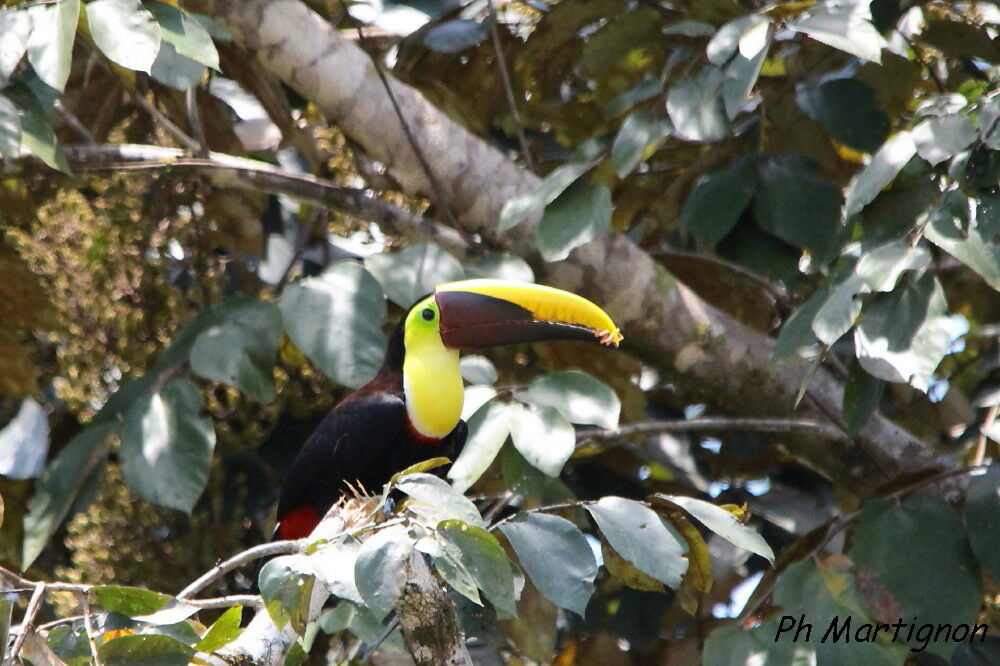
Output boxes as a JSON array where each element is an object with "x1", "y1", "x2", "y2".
[
  {"x1": 912, "y1": 114, "x2": 977, "y2": 166},
  {"x1": 844, "y1": 131, "x2": 918, "y2": 216},
  {"x1": 422, "y1": 19, "x2": 488, "y2": 53},
  {"x1": 436, "y1": 520, "x2": 516, "y2": 618},
  {"x1": 193, "y1": 605, "x2": 243, "y2": 653},
  {"x1": 459, "y1": 355, "x2": 497, "y2": 385},
  {"x1": 795, "y1": 78, "x2": 889, "y2": 153},
  {"x1": 448, "y1": 399, "x2": 511, "y2": 493},
  {"x1": 842, "y1": 360, "x2": 885, "y2": 435},
  {"x1": 311, "y1": 536, "x2": 363, "y2": 604},
  {"x1": 610, "y1": 111, "x2": 672, "y2": 178},
  {"x1": 279, "y1": 262, "x2": 387, "y2": 389},
  {"x1": 965, "y1": 464, "x2": 1000, "y2": 580},
  {"x1": 854, "y1": 272, "x2": 960, "y2": 391},
  {"x1": 0, "y1": 397, "x2": 48, "y2": 479},
  {"x1": 353, "y1": 524, "x2": 415, "y2": 620},
  {"x1": 666, "y1": 66, "x2": 729, "y2": 142},
  {"x1": 924, "y1": 192, "x2": 1000, "y2": 291},
  {"x1": 120, "y1": 377, "x2": 216, "y2": 513},
  {"x1": 0, "y1": 8, "x2": 31, "y2": 79},
  {"x1": 397, "y1": 472, "x2": 484, "y2": 526},
  {"x1": 365, "y1": 243, "x2": 465, "y2": 308},
  {"x1": 662, "y1": 20, "x2": 715, "y2": 37},
  {"x1": 99, "y1": 634, "x2": 194, "y2": 666},
  {"x1": 786, "y1": 0, "x2": 884, "y2": 63},
  {"x1": 680, "y1": 157, "x2": 758, "y2": 246},
  {"x1": 499, "y1": 161, "x2": 593, "y2": 232},
  {"x1": 464, "y1": 252, "x2": 534, "y2": 282},
  {"x1": 155, "y1": 297, "x2": 255, "y2": 372},
  {"x1": 702, "y1": 619, "x2": 798, "y2": 666},
  {"x1": 4, "y1": 85, "x2": 69, "y2": 172},
  {"x1": 812, "y1": 241, "x2": 930, "y2": 345},
  {"x1": 653, "y1": 494, "x2": 774, "y2": 563},
  {"x1": 498, "y1": 513, "x2": 597, "y2": 616},
  {"x1": 189, "y1": 301, "x2": 282, "y2": 402},
  {"x1": 149, "y1": 40, "x2": 206, "y2": 90},
  {"x1": 508, "y1": 404, "x2": 575, "y2": 478},
  {"x1": 534, "y1": 180, "x2": 613, "y2": 262},
  {"x1": 849, "y1": 497, "x2": 981, "y2": 657},
  {"x1": 706, "y1": 15, "x2": 770, "y2": 65},
  {"x1": 26, "y1": 0, "x2": 79, "y2": 92},
  {"x1": 144, "y1": 0, "x2": 219, "y2": 69},
  {"x1": 92, "y1": 585, "x2": 172, "y2": 615},
  {"x1": 771, "y1": 270, "x2": 842, "y2": 360},
  {"x1": 259, "y1": 554, "x2": 318, "y2": 633},
  {"x1": 753, "y1": 154, "x2": 843, "y2": 260},
  {"x1": 922, "y1": 19, "x2": 999, "y2": 64},
  {"x1": 721, "y1": 43, "x2": 768, "y2": 119},
  {"x1": 86, "y1": 0, "x2": 161, "y2": 73},
  {"x1": 587, "y1": 496, "x2": 688, "y2": 588},
  {"x1": 517, "y1": 370, "x2": 620, "y2": 430},
  {"x1": 22, "y1": 422, "x2": 112, "y2": 568},
  {"x1": 0, "y1": 95, "x2": 21, "y2": 158},
  {"x1": 429, "y1": 533, "x2": 482, "y2": 606}
]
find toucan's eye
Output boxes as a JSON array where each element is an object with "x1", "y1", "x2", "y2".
[{"x1": 421, "y1": 308, "x2": 435, "y2": 321}]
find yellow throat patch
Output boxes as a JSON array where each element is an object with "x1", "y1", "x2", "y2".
[{"x1": 402, "y1": 295, "x2": 463, "y2": 439}]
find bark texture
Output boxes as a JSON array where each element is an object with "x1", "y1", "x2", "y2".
[{"x1": 201, "y1": 0, "x2": 952, "y2": 494}]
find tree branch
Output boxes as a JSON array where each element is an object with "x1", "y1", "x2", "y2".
[
  {"x1": 582, "y1": 417, "x2": 849, "y2": 443},
  {"x1": 0, "y1": 143, "x2": 475, "y2": 259}
]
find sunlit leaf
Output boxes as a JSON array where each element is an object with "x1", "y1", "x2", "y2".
[
  {"x1": 3, "y1": 85, "x2": 69, "y2": 172},
  {"x1": 0, "y1": 8, "x2": 30, "y2": 80},
  {"x1": 86, "y1": 0, "x2": 161, "y2": 73},
  {"x1": 654, "y1": 494, "x2": 774, "y2": 563},
  {"x1": 26, "y1": 0, "x2": 79, "y2": 92},
  {"x1": 854, "y1": 272, "x2": 961, "y2": 391},
  {"x1": 587, "y1": 496, "x2": 688, "y2": 588},
  {"x1": 0, "y1": 95, "x2": 21, "y2": 158},
  {"x1": 449, "y1": 399, "x2": 510, "y2": 492},
  {"x1": 459, "y1": 355, "x2": 497, "y2": 385},
  {"x1": 464, "y1": 253, "x2": 534, "y2": 282},
  {"x1": 149, "y1": 40, "x2": 206, "y2": 90},
  {"x1": 498, "y1": 513, "x2": 597, "y2": 616},
  {"x1": 516, "y1": 370, "x2": 620, "y2": 430},
  {"x1": 144, "y1": 0, "x2": 219, "y2": 69},
  {"x1": 787, "y1": 0, "x2": 885, "y2": 63},
  {"x1": 924, "y1": 192, "x2": 1000, "y2": 291},
  {"x1": 912, "y1": 114, "x2": 977, "y2": 166},
  {"x1": 92, "y1": 586, "x2": 172, "y2": 615},
  {"x1": 666, "y1": 66, "x2": 729, "y2": 142},
  {"x1": 353, "y1": 524, "x2": 414, "y2": 620},
  {"x1": 508, "y1": 404, "x2": 575, "y2": 478},
  {"x1": 844, "y1": 131, "x2": 918, "y2": 216},
  {"x1": 279, "y1": 262, "x2": 387, "y2": 388},
  {"x1": 0, "y1": 397, "x2": 49, "y2": 480},
  {"x1": 120, "y1": 377, "x2": 216, "y2": 513},
  {"x1": 397, "y1": 472, "x2": 484, "y2": 526},
  {"x1": 365, "y1": 243, "x2": 464, "y2": 308}
]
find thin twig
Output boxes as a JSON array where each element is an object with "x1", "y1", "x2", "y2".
[
  {"x1": 3, "y1": 143, "x2": 475, "y2": 258},
  {"x1": 9, "y1": 582, "x2": 46, "y2": 662},
  {"x1": 185, "y1": 87, "x2": 210, "y2": 156},
  {"x1": 131, "y1": 92, "x2": 202, "y2": 152},
  {"x1": 481, "y1": 490, "x2": 516, "y2": 524},
  {"x1": 36, "y1": 615, "x2": 84, "y2": 633},
  {"x1": 973, "y1": 404, "x2": 999, "y2": 466},
  {"x1": 489, "y1": 499, "x2": 595, "y2": 532},
  {"x1": 275, "y1": 209, "x2": 324, "y2": 292},
  {"x1": 485, "y1": 0, "x2": 533, "y2": 169},
  {"x1": 176, "y1": 540, "x2": 300, "y2": 600},
  {"x1": 81, "y1": 592, "x2": 102, "y2": 666},
  {"x1": 581, "y1": 417, "x2": 849, "y2": 443},
  {"x1": 336, "y1": 0, "x2": 461, "y2": 228},
  {"x1": 53, "y1": 100, "x2": 96, "y2": 144},
  {"x1": 182, "y1": 594, "x2": 263, "y2": 610}
]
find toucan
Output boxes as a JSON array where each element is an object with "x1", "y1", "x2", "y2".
[{"x1": 274, "y1": 279, "x2": 623, "y2": 540}]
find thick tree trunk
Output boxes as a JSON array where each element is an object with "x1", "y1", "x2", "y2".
[{"x1": 201, "y1": 0, "x2": 953, "y2": 494}]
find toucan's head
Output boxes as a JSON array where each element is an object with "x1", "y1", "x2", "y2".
[
  {"x1": 395, "y1": 279, "x2": 622, "y2": 439},
  {"x1": 403, "y1": 279, "x2": 622, "y2": 352}
]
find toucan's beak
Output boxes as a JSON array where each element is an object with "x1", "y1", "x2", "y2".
[{"x1": 434, "y1": 279, "x2": 623, "y2": 351}]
